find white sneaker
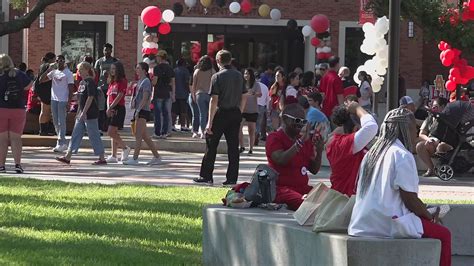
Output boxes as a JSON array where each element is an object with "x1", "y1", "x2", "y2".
[
  {"x1": 57, "y1": 144, "x2": 68, "y2": 153},
  {"x1": 52, "y1": 145, "x2": 61, "y2": 152},
  {"x1": 192, "y1": 132, "x2": 199, "y2": 138},
  {"x1": 122, "y1": 158, "x2": 139, "y2": 165},
  {"x1": 106, "y1": 155, "x2": 118, "y2": 163},
  {"x1": 147, "y1": 156, "x2": 162, "y2": 166},
  {"x1": 121, "y1": 147, "x2": 131, "y2": 161}
]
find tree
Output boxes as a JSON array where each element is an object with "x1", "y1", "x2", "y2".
[
  {"x1": 0, "y1": 0, "x2": 70, "y2": 36},
  {"x1": 366, "y1": 0, "x2": 474, "y2": 54}
]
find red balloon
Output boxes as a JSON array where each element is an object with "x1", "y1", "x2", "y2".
[
  {"x1": 450, "y1": 67, "x2": 461, "y2": 78},
  {"x1": 311, "y1": 37, "x2": 321, "y2": 47},
  {"x1": 444, "y1": 49, "x2": 454, "y2": 61},
  {"x1": 141, "y1": 6, "x2": 162, "y2": 27},
  {"x1": 241, "y1": 0, "x2": 252, "y2": 14},
  {"x1": 142, "y1": 48, "x2": 147, "y2": 54},
  {"x1": 445, "y1": 80, "x2": 456, "y2": 91},
  {"x1": 469, "y1": 0, "x2": 474, "y2": 11},
  {"x1": 159, "y1": 23, "x2": 171, "y2": 35},
  {"x1": 311, "y1": 14, "x2": 329, "y2": 34}
]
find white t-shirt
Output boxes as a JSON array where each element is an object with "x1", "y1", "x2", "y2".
[
  {"x1": 257, "y1": 82, "x2": 269, "y2": 107},
  {"x1": 358, "y1": 81, "x2": 372, "y2": 107},
  {"x1": 348, "y1": 139, "x2": 423, "y2": 238},
  {"x1": 286, "y1": 85, "x2": 298, "y2": 98},
  {"x1": 47, "y1": 67, "x2": 74, "y2": 102}
]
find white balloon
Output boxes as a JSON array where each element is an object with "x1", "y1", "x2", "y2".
[
  {"x1": 372, "y1": 84, "x2": 382, "y2": 93},
  {"x1": 378, "y1": 45, "x2": 389, "y2": 60},
  {"x1": 316, "y1": 47, "x2": 322, "y2": 53},
  {"x1": 321, "y1": 47, "x2": 331, "y2": 53},
  {"x1": 185, "y1": 0, "x2": 197, "y2": 8},
  {"x1": 143, "y1": 42, "x2": 158, "y2": 49},
  {"x1": 270, "y1": 9, "x2": 281, "y2": 21},
  {"x1": 302, "y1": 25, "x2": 312, "y2": 37},
  {"x1": 376, "y1": 66, "x2": 387, "y2": 76},
  {"x1": 229, "y1": 2, "x2": 241, "y2": 13},
  {"x1": 362, "y1": 22, "x2": 375, "y2": 34},
  {"x1": 162, "y1": 9, "x2": 175, "y2": 22},
  {"x1": 353, "y1": 73, "x2": 361, "y2": 85}
]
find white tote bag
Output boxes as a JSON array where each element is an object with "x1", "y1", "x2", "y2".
[
  {"x1": 293, "y1": 182, "x2": 329, "y2": 226},
  {"x1": 312, "y1": 189, "x2": 356, "y2": 233}
]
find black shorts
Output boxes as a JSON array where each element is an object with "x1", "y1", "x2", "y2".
[
  {"x1": 172, "y1": 99, "x2": 188, "y2": 114},
  {"x1": 242, "y1": 113, "x2": 258, "y2": 123},
  {"x1": 36, "y1": 87, "x2": 51, "y2": 105},
  {"x1": 134, "y1": 110, "x2": 151, "y2": 121},
  {"x1": 108, "y1": 105, "x2": 126, "y2": 128}
]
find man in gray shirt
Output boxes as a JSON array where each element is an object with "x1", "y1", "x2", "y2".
[{"x1": 194, "y1": 50, "x2": 248, "y2": 185}]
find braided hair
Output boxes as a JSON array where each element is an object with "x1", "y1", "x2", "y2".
[{"x1": 359, "y1": 108, "x2": 415, "y2": 197}]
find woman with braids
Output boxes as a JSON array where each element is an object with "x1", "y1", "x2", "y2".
[{"x1": 349, "y1": 108, "x2": 452, "y2": 266}]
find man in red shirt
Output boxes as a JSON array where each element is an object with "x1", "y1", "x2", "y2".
[
  {"x1": 265, "y1": 103, "x2": 324, "y2": 210},
  {"x1": 319, "y1": 56, "x2": 344, "y2": 118}
]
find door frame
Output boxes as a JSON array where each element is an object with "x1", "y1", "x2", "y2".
[
  {"x1": 338, "y1": 21, "x2": 361, "y2": 68},
  {"x1": 55, "y1": 14, "x2": 115, "y2": 57}
]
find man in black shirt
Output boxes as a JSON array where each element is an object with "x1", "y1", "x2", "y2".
[
  {"x1": 95, "y1": 43, "x2": 118, "y2": 131},
  {"x1": 194, "y1": 50, "x2": 248, "y2": 185},
  {"x1": 152, "y1": 50, "x2": 175, "y2": 138}
]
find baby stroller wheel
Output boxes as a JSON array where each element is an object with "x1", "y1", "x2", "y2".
[{"x1": 436, "y1": 164, "x2": 454, "y2": 181}]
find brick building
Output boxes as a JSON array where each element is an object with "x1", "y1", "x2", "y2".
[{"x1": 3, "y1": 0, "x2": 448, "y2": 94}]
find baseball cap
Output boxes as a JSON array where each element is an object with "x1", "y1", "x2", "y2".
[{"x1": 399, "y1": 96, "x2": 414, "y2": 106}]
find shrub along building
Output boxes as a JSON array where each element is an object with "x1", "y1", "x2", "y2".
[{"x1": 4, "y1": 0, "x2": 449, "y2": 95}]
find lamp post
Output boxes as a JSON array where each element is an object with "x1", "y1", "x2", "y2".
[{"x1": 387, "y1": 0, "x2": 401, "y2": 110}]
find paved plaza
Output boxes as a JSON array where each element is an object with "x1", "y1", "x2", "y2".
[{"x1": 4, "y1": 139, "x2": 473, "y2": 201}]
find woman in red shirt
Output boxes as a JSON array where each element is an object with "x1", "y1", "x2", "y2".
[
  {"x1": 105, "y1": 61, "x2": 130, "y2": 163},
  {"x1": 326, "y1": 102, "x2": 378, "y2": 196},
  {"x1": 268, "y1": 70, "x2": 286, "y2": 131}
]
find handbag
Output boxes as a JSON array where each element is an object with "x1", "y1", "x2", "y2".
[
  {"x1": 312, "y1": 189, "x2": 356, "y2": 233},
  {"x1": 244, "y1": 164, "x2": 279, "y2": 205},
  {"x1": 293, "y1": 182, "x2": 329, "y2": 226}
]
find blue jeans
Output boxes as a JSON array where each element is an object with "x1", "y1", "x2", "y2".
[
  {"x1": 68, "y1": 118, "x2": 104, "y2": 156},
  {"x1": 256, "y1": 105, "x2": 266, "y2": 136},
  {"x1": 154, "y1": 98, "x2": 171, "y2": 135},
  {"x1": 196, "y1": 93, "x2": 210, "y2": 133},
  {"x1": 51, "y1": 100, "x2": 68, "y2": 146},
  {"x1": 188, "y1": 94, "x2": 200, "y2": 133}
]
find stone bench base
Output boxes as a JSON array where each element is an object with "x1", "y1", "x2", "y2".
[{"x1": 203, "y1": 205, "x2": 443, "y2": 266}]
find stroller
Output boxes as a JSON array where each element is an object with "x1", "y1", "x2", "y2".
[{"x1": 430, "y1": 100, "x2": 474, "y2": 181}]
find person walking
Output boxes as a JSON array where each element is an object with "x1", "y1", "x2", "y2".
[
  {"x1": 95, "y1": 43, "x2": 118, "y2": 131},
  {"x1": 36, "y1": 52, "x2": 56, "y2": 136},
  {"x1": 0, "y1": 54, "x2": 33, "y2": 173},
  {"x1": 152, "y1": 50, "x2": 175, "y2": 139},
  {"x1": 122, "y1": 63, "x2": 162, "y2": 166},
  {"x1": 239, "y1": 68, "x2": 262, "y2": 155},
  {"x1": 255, "y1": 80, "x2": 269, "y2": 144},
  {"x1": 193, "y1": 50, "x2": 248, "y2": 185},
  {"x1": 40, "y1": 55, "x2": 74, "y2": 153},
  {"x1": 357, "y1": 71, "x2": 373, "y2": 112},
  {"x1": 105, "y1": 61, "x2": 130, "y2": 163},
  {"x1": 172, "y1": 58, "x2": 191, "y2": 132},
  {"x1": 268, "y1": 70, "x2": 286, "y2": 131},
  {"x1": 319, "y1": 56, "x2": 344, "y2": 119},
  {"x1": 191, "y1": 55, "x2": 215, "y2": 138},
  {"x1": 188, "y1": 65, "x2": 200, "y2": 138},
  {"x1": 55, "y1": 61, "x2": 106, "y2": 165}
]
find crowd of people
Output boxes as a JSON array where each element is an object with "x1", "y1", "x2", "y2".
[{"x1": 1, "y1": 43, "x2": 470, "y2": 265}]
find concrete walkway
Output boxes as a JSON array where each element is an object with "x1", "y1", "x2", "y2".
[{"x1": 2, "y1": 144, "x2": 473, "y2": 201}]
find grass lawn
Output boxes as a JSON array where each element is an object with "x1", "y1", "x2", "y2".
[
  {"x1": 0, "y1": 177, "x2": 227, "y2": 265},
  {"x1": 0, "y1": 178, "x2": 472, "y2": 265}
]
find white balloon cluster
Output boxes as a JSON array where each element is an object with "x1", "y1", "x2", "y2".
[{"x1": 354, "y1": 16, "x2": 390, "y2": 93}]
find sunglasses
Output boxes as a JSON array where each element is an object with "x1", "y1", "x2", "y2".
[{"x1": 283, "y1": 114, "x2": 307, "y2": 126}]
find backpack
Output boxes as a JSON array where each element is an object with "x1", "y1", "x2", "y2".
[
  {"x1": 3, "y1": 75, "x2": 22, "y2": 103},
  {"x1": 244, "y1": 164, "x2": 279, "y2": 205}
]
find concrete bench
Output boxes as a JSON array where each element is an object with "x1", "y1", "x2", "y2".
[{"x1": 203, "y1": 205, "x2": 473, "y2": 266}]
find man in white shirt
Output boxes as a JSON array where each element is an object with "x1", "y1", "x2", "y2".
[
  {"x1": 255, "y1": 82, "x2": 269, "y2": 145},
  {"x1": 349, "y1": 107, "x2": 452, "y2": 266},
  {"x1": 40, "y1": 55, "x2": 74, "y2": 152}
]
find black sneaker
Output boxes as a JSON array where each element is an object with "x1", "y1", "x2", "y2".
[
  {"x1": 193, "y1": 178, "x2": 213, "y2": 185},
  {"x1": 0, "y1": 166, "x2": 5, "y2": 173},
  {"x1": 239, "y1": 147, "x2": 245, "y2": 153},
  {"x1": 14, "y1": 164, "x2": 23, "y2": 174},
  {"x1": 222, "y1": 181, "x2": 237, "y2": 186}
]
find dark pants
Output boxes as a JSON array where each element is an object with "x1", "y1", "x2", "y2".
[{"x1": 200, "y1": 108, "x2": 241, "y2": 183}]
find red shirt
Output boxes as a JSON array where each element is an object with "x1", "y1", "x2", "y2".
[
  {"x1": 265, "y1": 129, "x2": 315, "y2": 194},
  {"x1": 107, "y1": 79, "x2": 128, "y2": 106},
  {"x1": 319, "y1": 70, "x2": 343, "y2": 117},
  {"x1": 26, "y1": 88, "x2": 41, "y2": 111},
  {"x1": 326, "y1": 133, "x2": 366, "y2": 196}
]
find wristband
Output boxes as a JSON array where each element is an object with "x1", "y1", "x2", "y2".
[{"x1": 296, "y1": 138, "x2": 304, "y2": 148}]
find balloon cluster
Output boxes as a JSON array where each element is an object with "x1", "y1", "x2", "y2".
[
  {"x1": 300, "y1": 15, "x2": 332, "y2": 61},
  {"x1": 438, "y1": 41, "x2": 474, "y2": 92},
  {"x1": 462, "y1": 0, "x2": 474, "y2": 21},
  {"x1": 354, "y1": 16, "x2": 390, "y2": 93},
  {"x1": 141, "y1": 6, "x2": 175, "y2": 57}
]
